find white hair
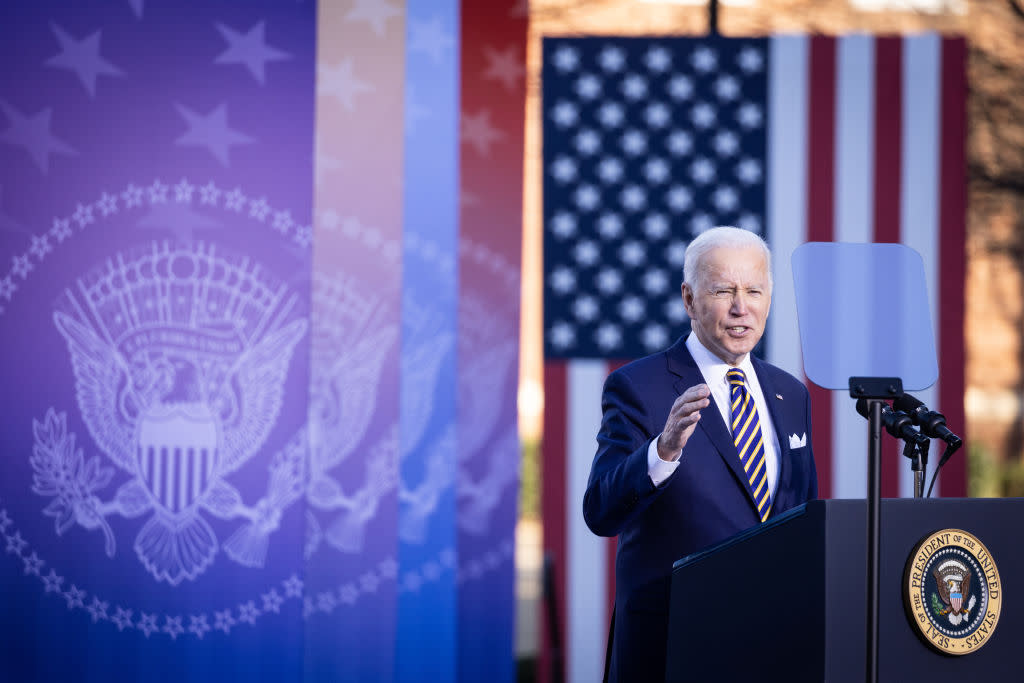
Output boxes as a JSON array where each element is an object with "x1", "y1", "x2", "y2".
[{"x1": 683, "y1": 226, "x2": 773, "y2": 289}]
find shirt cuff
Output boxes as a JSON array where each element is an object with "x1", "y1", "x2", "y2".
[{"x1": 647, "y1": 435, "x2": 680, "y2": 487}]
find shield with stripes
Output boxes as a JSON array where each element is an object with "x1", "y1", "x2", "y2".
[{"x1": 136, "y1": 403, "x2": 221, "y2": 514}]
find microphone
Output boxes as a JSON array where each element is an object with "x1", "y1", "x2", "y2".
[
  {"x1": 892, "y1": 394, "x2": 963, "y2": 449},
  {"x1": 856, "y1": 398, "x2": 930, "y2": 447}
]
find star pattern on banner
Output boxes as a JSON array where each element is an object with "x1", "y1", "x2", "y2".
[
  {"x1": 508, "y1": 0, "x2": 530, "y2": 17},
  {"x1": 360, "y1": 571, "x2": 380, "y2": 593},
  {"x1": 261, "y1": 589, "x2": 284, "y2": 613},
  {"x1": 0, "y1": 101, "x2": 77, "y2": 173},
  {"x1": 46, "y1": 24, "x2": 124, "y2": 98},
  {"x1": 29, "y1": 234, "x2": 52, "y2": 260},
  {"x1": 239, "y1": 600, "x2": 260, "y2": 624},
  {"x1": 12, "y1": 253, "x2": 33, "y2": 278},
  {"x1": 63, "y1": 584, "x2": 86, "y2": 609},
  {"x1": 22, "y1": 551, "x2": 45, "y2": 575},
  {"x1": 137, "y1": 613, "x2": 159, "y2": 638},
  {"x1": 86, "y1": 597, "x2": 109, "y2": 623},
  {"x1": 0, "y1": 276, "x2": 16, "y2": 302},
  {"x1": 213, "y1": 609, "x2": 235, "y2": 634},
  {"x1": 345, "y1": 0, "x2": 402, "y2": 38},
  {"x1": 482, "y1": 45, "x2": 525, "y2": 92},
  {"x1": 461, "y1": 109, "x2": 504, "y2": 157},
  {"x1": 318, "y1": 59, "x2": 373, "y2": 111},
  {"x1": 0, "y1": 178, "x2": 315, "y2": 325},
  {"x1": 408, "y1": 16, "x2": 454, "y2": 64},
  {"x1": 188, "y1": 615, "x2": 211, "y2": 639},
  {"x1": 42, "y1": 569, "x2": 63, "y2": 593},
  {"x1": 147, "y1": 178, "x2": 168, "y2": 204},
  {"x1": 215, "y1": 21, "x2": 291, "y2": 84},
  {"x1": 6, "y1": 530, "x2": 28, "y2": 554},
  {"x1": 164, "y1": 616, "x2": 184, "y2": 640},
  {"x1": 111, "y1": 607, "x2": 134, "y2": 631},
  {"x1": 543, "y1": 38, "x2": 767, "y2": 358},
  {"x1": 174, "y1": 102, "x2": 253, "y2": 166}
]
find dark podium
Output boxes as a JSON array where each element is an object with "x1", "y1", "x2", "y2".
[{"x1": 666, "y1": 498, "x2": 1022, "y2": 682}]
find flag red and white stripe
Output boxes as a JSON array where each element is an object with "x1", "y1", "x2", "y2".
[{"x1": 765, "y1": 34, "x2": 966, "y2": 501}]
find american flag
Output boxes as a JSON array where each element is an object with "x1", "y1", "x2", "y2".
[{"x1": 540, "y1": 35, "x2": 966, "y2": 683}]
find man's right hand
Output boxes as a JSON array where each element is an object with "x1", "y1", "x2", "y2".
[{"x1": 656, "y1": 384, "x2": 711, "y2": 461}]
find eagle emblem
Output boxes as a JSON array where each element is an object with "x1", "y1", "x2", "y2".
[
  {"x1": 903, "y1": 528, "x2": 1002, "y2": 656},
  {"x1": 932, "y1": 559, "x2": 976, "y2": 626},
  {"x1": 36, "y1": 243, "x2": 307, "y2": 585},
  {"x1": 303, "y1": 271, "x2": 398, "y2": 558}
]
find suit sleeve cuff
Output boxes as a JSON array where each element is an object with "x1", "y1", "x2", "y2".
[{"x1": 647, "y1": 436, "x2": 680, "y2": 487}]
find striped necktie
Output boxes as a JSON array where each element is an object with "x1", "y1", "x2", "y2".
[{"x1": 727, "y1": 368, "x2": 772, "y2": 522}]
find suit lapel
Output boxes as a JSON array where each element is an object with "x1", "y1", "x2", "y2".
[
  {"x1": 666, "y1": 339, "x2": 761, "y2": 514},
  {"x1": 752, "y1": 357, "x2": 792, "y2": 515}
]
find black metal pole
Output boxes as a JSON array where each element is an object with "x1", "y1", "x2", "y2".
[
  {"x1": 850, "y1": 377, "x2": 899, "y2": 683},
  {"x1": 543, "y1": 553, "x2": 564, "y2": 683},
  {"x1": 867, "y1": 400, "x2": 882, "y2": 683},
  {"x1": 708, "y1": 0, "x2": 719, "y2": 36}
]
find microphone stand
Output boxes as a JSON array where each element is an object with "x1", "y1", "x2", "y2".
[
  {"x1": 849, "y1": 377, "x2": 903, "y2": 683},
  {"x1": 902, "y1": 439, "x2": 929, "y2": 499}
]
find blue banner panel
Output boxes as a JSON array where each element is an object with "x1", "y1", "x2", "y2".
[
  {"x1": 0, "y1": 2, "x2": 314, "y2": 681},
  {"x1": 305, "y1": 2, "x2": 404, "y2": 681},
  {"x1": 395, "y1": 1, "x2": 459, "y2": 681}
]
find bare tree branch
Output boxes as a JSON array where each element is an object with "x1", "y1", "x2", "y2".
[{"x1": 1009, "y1": 0, "x2": 1024, "y2": 22}]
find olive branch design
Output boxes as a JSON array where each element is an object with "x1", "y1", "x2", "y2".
[
  {"x1": 30, "y1": 408, "x2": 117, "y2": 556},
  {"x1": 930, "y1": 592, "x2": 945, "y2": 617}
]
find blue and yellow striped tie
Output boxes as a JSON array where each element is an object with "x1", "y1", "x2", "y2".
[{"x1": 727, "y1": 368, "x2": 772, "y2": 522}]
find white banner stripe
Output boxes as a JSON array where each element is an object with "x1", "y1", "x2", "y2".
[
  {"x1": 567, "y1": 360, "x2": 608, "y2": 683},
  {"x1": 177, "y1": 449, "x2": 186, "y2": 513},
  {"x1": 767, "y1": 35, "x2": 809, "y2": 379},
  {"x1": 832, "y1": 35, "x2": 875, "y2": 499},
  {"x1": 900, "y1": 34, "x2": 942, "y2": 497},
  {"x1": 153, "y1": 449, "x2": 164, "y2": 511},
  {"x1": 192, "y1": 448, "x2": 202, "y2": 504}
]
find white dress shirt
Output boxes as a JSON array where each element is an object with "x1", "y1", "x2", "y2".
[{"x1": 647, "y1": 333, "x2": 781, "y2": 499}]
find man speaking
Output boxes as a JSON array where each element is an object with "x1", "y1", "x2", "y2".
[{"x1": 583, "y1": 226, "x2": 819, "y2": 682}]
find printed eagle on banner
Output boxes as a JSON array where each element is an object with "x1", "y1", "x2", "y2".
[{"x1": 52, "y1": 308, "x2": 306, "y2": 585}]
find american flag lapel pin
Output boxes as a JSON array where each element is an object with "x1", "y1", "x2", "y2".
[{"x1": 776, "y1": 393, "x2": 783, "y2": 400}]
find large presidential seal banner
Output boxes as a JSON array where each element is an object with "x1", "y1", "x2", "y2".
[
  {"x1": 0, "y1": 1, "x2": 526, "y2": 682},
  {"x1": 0, "y1": 1, "x2": 314, "y2": 680}
]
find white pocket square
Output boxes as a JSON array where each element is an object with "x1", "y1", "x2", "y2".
[{"x1": 789, "y1": 432, "x2": 807, "y2": 449}]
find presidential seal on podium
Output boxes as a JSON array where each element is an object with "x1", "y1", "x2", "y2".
[{"x1": 903, "y1": 528, "x2": 1002, "y2": 655}]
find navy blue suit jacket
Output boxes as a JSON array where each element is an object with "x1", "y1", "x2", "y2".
[{"x1": 583, "y1": 337, "x2": 818, "y2": 682}]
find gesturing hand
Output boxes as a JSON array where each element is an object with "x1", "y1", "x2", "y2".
[{"x1": 656, "y1": 384, "x2": 711, "y2": 462}]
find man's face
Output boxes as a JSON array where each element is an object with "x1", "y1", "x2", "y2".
[{"x1": 682, "y1": 245, "x2": 771, "y2": 366}]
